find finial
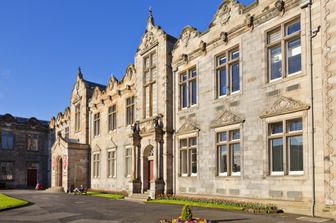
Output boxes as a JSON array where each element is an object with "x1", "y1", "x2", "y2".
[
  {"x1": 149, "y1": 6, "x2": 152, "y2": 17},
  {"x1": 77, "y1": 66, "x2": 83, "y2": 79},
  {"x1": 147, "y1": 6, "x2": 154, "y2": 26}
]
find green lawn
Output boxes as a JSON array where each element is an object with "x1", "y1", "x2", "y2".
[
  {"x1": 86, "y1": 192, "x2": 124, "y2": 200},
  {"x1": 0, "y1": 193, "x2": 28, "y2": 211},
  {"x1": 147, "y1": 199, "x2": 243, "y2": 211}
]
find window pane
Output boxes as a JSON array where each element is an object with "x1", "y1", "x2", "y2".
[
  {"x1": 287, "y1": 38, "x2": 301, "y2": 74},
  {"x1": 231, "y1": 144, "x2": 240, "y2": 173},
  {"x1": 270, "y1": 122, "x2": 283, "y2": 134},
  {"x1": 189, "y1": 137, "x2": 197, "y2": 146},
  {"x1": 219, "y1": 145, "x2": 227, "y2": 173},
  {"x1": 217, "y1": 132, "x2": 227, "y2": 142},
  {"x1": 231, "y1": 130, "x2": 240, "y2": 140},
  {"x1": 181, "y1": 150, "x2": 188, "y2": 174},
  {"x1": 268, "y1": 30, "x2": 281, "y2": 44},
  {"x1": 190, "y1": 69, "x2": 197, "y2": 78},
  {"x1": 231, "y1": 50, "x2": 239, "y2": 60},
  {"x1": 269, "y1": 45, "x2": 282, "y2": 80},
  {"x1": 181, "y1": 84, "x2": 188, "y2": 108},
  {"x1": 231, "y1": 62, "x2": 240, "y2": 92},
  {"x1": 191, "y1": 149, "x2": 197, "y2": 174},
  {"x1": 288, "y1": 136, "x2": 303, "y2": 172},
  {"x1": 180, "y1": 139, "x2": 188, "y2": 148},
  {"x1": 191, "y1": 79, "x2": 197, "y2": 105},
  {"x1": 288, "y1": 119, "x2": 303, "y2": 132},
  {"x1": 218, "y1": 56, "x2": 227, "y2": 65},
  {"x1": 287, "y1": 21, "x2": 301, "y2": 35},
  {"x1": 271, "y1": 138, "x2": 283, "y2": 172},
  {"x1": 2, "y1": 132, "x2": 14, "y2": 150},
  {"x1": 181, "y1": 73, "x2": 187, "y2": 82},
  {"x1": 218, "y1": 68, "x2": 227, "y2": 96}
]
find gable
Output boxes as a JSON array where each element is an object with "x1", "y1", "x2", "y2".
[
  {"x1": 209, "y1": 0, "x2": 244, "y2": 29},
  {"x1": 260, "y1": 96, "x2": 310, "y2": 118},
  {"x1": 210, "y1": 109, "x2": 244, "y2": 128},
  {"x1": 177, "y1": 119, "x2": 200, "y2": 135}
]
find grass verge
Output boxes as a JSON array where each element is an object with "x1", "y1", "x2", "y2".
[
  {"x1": 0, "y1": 193, "x2": 28, "y2": 211},
  {"x1": 147, "y1": 199, "x2": 243, "y2": 211},
  {"x1": 86, "y1": 191, "x2": 124, "y2": 199}
]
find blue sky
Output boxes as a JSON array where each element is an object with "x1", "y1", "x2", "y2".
[{"x1": 0, "y1": 0, "x2": 254, "y2": 121}]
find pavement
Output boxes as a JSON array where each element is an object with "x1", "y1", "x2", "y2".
[{"x1": 0, "y1": 190, "x2": 334, "y2": 223}]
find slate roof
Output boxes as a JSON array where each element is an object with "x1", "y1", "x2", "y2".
[
  {"x1": 84, "y1": 80, "x2": 106, "y2": 91},
  {"x1": 0, "y1": 114, "x2": 49, "y2": 128}
]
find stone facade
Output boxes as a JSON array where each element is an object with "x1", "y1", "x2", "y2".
[
  {"x1": 0, "y1": 114, "x2": 50, "y2": 189},
  {"x1": 49, "y1": 0, "x2": 336, "y2": 217}
]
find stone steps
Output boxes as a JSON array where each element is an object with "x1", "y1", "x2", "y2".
[
  {"x1": 45, "y1": 187, "x2": 64, "y2": 193},
  {"x1": 125, "y1": 193, "x2": 151, "y2": 202}
]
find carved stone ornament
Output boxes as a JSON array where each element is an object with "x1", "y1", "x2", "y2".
[
  {"x1": 220, "y1": 32, "x2": 229, "y2": 44},
  {"x1": 246, "y1": 14, "x2": 254, "y2": 28},
  {"x1": 177, "y1": 119, "x2": 199, "y2": 135},
  {"x1": 210, "y1": 109, "x2": 244, "y2": 128},
  {"x1": 140, "y1": 119, "x2": 155, "y2": 135},
  {"x1": 260, "y1": 96, "x2": 310, "y2": 118},
  {"x1": 181, "y1": 54, "x2": 188, "y2": 63},
  {"x1": 275, "y1": 0, "x2": 285, "y2": 12},
  {"x1": 142, "y1": 31, "x2": 157, "y2": 52},
  {"x1": 218, "y1": 4, "x2": 231, "y2": 25},
  {"x1": 180, "y1": 27, "x2": 198, "y2": 48},
  {"x1": 199, "y1": 40, "x2": 207, "y2": 53}
]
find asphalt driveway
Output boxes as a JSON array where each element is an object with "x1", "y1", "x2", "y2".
[{"x1": 0, "y1": 190, "x2": 334, "y2": 223}]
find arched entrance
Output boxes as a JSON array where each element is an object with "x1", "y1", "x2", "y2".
[
  {"x1": 57, "y1": 157, "x2": 63, "y2": 187},
  {"x1": 143, "y1": 146, "x2": 154, "y2": 192}
]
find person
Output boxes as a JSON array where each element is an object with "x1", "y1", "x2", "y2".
[
  {"x1": 73, "y1": 185, "x2": 84, "y2": 195},
  {"x1": 35, "y1": 183, "x2": 43, "y2": 190}
]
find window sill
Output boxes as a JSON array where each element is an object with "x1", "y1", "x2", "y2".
[
  {"x1": 265, "y1": 71, "x2": 304, "y2": 87},
  {"x1": 266, "y1": 173, "x2": 306, "y2": 180},
  {"x1": 216, "y1": 173, "x2": 241, "y2": 178},
  {"x1": 213, "y1": 91, "x2": 242, "y2": 104},
  {"x1": 179, "y1": 174, "x2": 197, "y2": 178},
  {"x1": 178, "y1": 106, "x2": 199, "y2": 114}
]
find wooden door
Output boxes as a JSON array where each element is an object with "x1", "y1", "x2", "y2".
[
  {"x1": 27, "y1": 169, "x2": 37, "y2": 187},
  {"x1": 148, "y1": 160, "x2": 154, "y2": 185}
]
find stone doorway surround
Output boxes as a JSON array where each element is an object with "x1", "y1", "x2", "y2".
[{"x1": 129, "y1": 116, "x2": 165, "y2": 198}]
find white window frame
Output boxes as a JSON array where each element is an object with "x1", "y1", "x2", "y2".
[
  {"x1": 125, "y1": 147, "x2": 132, "y2": 178},
  {"x1": 92, "y1": 153, "x2": 100, "y2": 178},
  {"x1": 107, "y1": 149, "x2": 117, "y2": 178},
  {"x1": 266, "y1": 17, "x2": 301, "y2": 82},
  {"x1": 179, "y1": 67, "x2": 197, "y2": 109},
  {"x1": 215, "y1": 124, "x2": 241, "y2": 177},
  {"x1": 267, "y1": 116, "x2": 304, "y2": 176},
  {"x1": 215, "y1": 47, "x2": 240, "y2": 99},
  {"x1": 178, "y1": 134, "x2": 198, "y2": 177}
]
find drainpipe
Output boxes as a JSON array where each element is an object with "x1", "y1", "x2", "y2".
[
  {"x1": 172, "y1": 68, "x2": 177, "y2": 194},
  {"x1": 301, "y1": 0, "x2": 320, "y2": 217}
]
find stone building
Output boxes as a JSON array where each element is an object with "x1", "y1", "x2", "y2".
[
  {"x1": 49, "y1": 0, "x2": 336, "y2": 217},
  {"x1": 0, "y1": 114, "x2": 50, "y2": 189}
]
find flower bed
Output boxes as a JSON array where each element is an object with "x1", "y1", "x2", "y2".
[
  {"x1": 160, "y1": 205, "x2": 211, "y2": 223},
  {"x1": 156, "y1": 194, "x2": 279, "y2": 213}
]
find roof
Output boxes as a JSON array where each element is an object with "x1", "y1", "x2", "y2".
[
  {"x1": 84, "y1": 80, "x2": 106, "y2": 91},
  {"x1": 0, "y1": 114, "x2": 49, "y2": 128}
]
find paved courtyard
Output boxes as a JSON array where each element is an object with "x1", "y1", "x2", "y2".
[{"x1": 0, "y1": 190, "x2": 334, "y2": 223}]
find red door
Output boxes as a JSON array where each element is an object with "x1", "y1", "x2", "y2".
[
  {"x1": 148, "y1": 160, "x2": 154, "y2": 185},
  {"x1": 27, "y1": 169, "x2": 37, "y2": 187}
]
